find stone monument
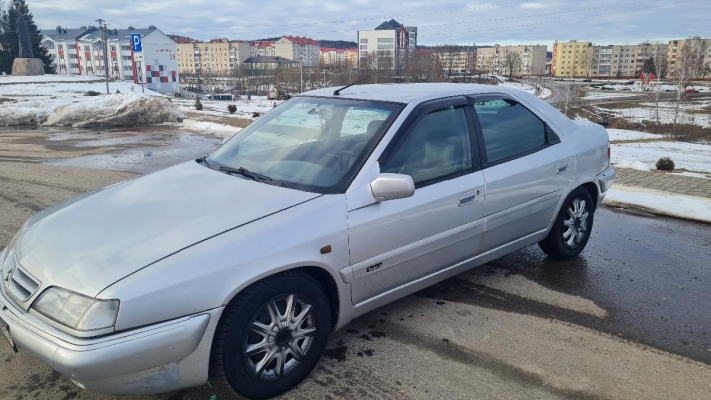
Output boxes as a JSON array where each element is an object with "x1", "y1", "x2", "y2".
[{"x1": 11, "y1": 13, "x2": 44, "y2": 76}]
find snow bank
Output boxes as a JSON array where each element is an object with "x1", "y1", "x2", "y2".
[
  {"x1": 44, "y1": 93, "x2": 184, "y2": 128},
  {"x1": 181, "y1": 119, "x2": 242, "y2": 138},
  {"x1": 0, "y1": 101, "x2": 50, "y2": 125},
  {"x1": 604, "y1": 185, "x2": 711, "y2": 223}
]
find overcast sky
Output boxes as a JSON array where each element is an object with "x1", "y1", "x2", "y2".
[{"x1": 29, "y1": 0, "x2": 710, "y2": 48}]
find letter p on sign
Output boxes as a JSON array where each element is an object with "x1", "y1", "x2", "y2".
[{"x1": 131, "y1": 34, "x2": 143, "y2": 52}]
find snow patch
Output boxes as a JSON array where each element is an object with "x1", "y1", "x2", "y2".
[
  {"x1": 604, "y1": 185, "x2": 711, "y2": 223},
  {"x1": 615, "y1": 160, "x2": 651, "y2": 171},
  {"x1": 606, "y1": 129, "x2": 664, "y2": 141},
  {"x1": 181, "y1": 119, "x2": 242, "y2": 139},
  {"x1": 611, "y1": 140, "x2": 711, "y2": 174}
]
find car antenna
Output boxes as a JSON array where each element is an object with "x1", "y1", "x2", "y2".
[{"x1": 333, "y1": 71, "x2": 383, "y2": 96}]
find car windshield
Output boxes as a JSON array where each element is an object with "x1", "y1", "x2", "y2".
[{"x1": 207, "y1": 97, "x2": 404, "y2": 193}]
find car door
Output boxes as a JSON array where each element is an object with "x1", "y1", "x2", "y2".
[
  {"x1": 469, "y1": 95, "x2": 574, "y2": 252},
  {"x1": 345, "y1": 96, "x2": 486, "y2": 306}
]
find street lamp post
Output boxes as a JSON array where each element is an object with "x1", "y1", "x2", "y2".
[
  {"x1": 299, "y1": 56, "x2": 304, "y2": 93},
  {"x1": 96, "y1": 19, "x2": 110, "y2": 94}
]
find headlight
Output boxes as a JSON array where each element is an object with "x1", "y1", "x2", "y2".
[{"x1": 32, "y1": 287, "x2": 119, "y2": 332}]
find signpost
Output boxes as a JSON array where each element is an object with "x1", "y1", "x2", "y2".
[{"x1": 131, "y1": 33, "x2": 145, "y2": 93}]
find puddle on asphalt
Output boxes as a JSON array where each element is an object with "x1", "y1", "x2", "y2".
[{"x1": 42, "y1": 127, "x2": 223, "y2": 174}]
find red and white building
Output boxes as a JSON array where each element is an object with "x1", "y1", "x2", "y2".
[
  {"x1": 319, "y1": 48, "x2": 358, "y2": 66},
  {"x1": 42, "y1": 25, "x2": 180, "y2": 94},
  {"x1": 250, "y1": 41, "x2": 276, "y2": 57},
  {"x1": 274, "y1": 36, "x2": 320, "y2": 66}
]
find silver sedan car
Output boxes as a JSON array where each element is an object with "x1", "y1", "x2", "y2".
[{"x1": 0, "y1": 83, "x2": 615, "y2": 398}]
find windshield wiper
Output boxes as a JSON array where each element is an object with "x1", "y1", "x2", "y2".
[
  {"x1": 219, "y1": 166, "x2": 282, "y2": 186},
  {"x1": 196, "y1": 156, "x2": 212, "y2": 169}
]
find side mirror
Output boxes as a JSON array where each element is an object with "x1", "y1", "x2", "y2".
[{"x1": 370, "y1": 173, "x2": 415, "y2": 202}]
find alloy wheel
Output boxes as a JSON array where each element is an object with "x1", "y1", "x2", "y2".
[
  {"x1": 562, "y1": 198, "x2": 589, "y2": 249},
  {"x1": 242, "y1": 294, "x2": 316, "y2": 381}
]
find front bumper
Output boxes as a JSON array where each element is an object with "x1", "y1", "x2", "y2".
[
  {"x1": 0, "y1": 283, "x2": 224, "y2": 395},
  {"x1": 595, "y1": 167, "x2": 616, "y2": 208}
]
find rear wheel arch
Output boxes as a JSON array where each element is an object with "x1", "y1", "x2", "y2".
[{"x1": 579, "y1": 182, "x2": 599, "y2": 209}]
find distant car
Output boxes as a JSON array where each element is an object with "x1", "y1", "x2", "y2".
[
  {"x1": 0, "y1": 83, "x2": 615, "y2": 399},
  {"x1": 625, "y1": 80, "x2": 636, "y2": 85},
  {"x1": 582, "y1": 79, "x2": 592, "y2": 82},
  {"x1": 685, "y1": 88, "x2": 700, "y2": 94}
]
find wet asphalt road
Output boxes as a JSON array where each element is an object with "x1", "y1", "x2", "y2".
[
  {"x1": 424, "y1": 207, "x2": 711, "y2": 364},
  {"x1": 1, "y1": 127, "x2": 711, "y2": 399}
]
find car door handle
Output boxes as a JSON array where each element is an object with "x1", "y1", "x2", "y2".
[
  {"x1": 459, "y1": 189, "x2": 481, "y2": 207},
  {"x1": 557, "y1": 162, "x2": 568, "y2": 174}
]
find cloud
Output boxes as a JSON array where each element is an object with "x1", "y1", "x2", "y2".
[
  {"x1": 23, "y1": 0, "x2": 711, "y2": 46},
  {"x1": 520, "y1": 2, "x2": 551, "y2": 9}
]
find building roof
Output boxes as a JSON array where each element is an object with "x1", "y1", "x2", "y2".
[
  {"x1": 244, "y1": 56, "x2": 296, "y2": 64},
  {"x1": 280, "y1": 36, "x2": 319, "y2": 46},
  {"x1": 252, "y1": 41, "x2": 273, "y2": 48},
  {"x1": 320, "y1": 48, "x2": 357, "y2": 53},
  {"x1": 43, "y1": 26, "x2": 161, "y2": 43},
  {"x1": 375, "y1": 19, "x2": 402, "y2": 30}
]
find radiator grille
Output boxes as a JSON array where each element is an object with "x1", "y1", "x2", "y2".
[{"x1": 5, "y1": 262, "x2": 41, "y2": 303}]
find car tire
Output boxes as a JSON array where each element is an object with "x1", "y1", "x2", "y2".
[
  {"x1": 211, "y1": 271, "x2": 331, "y2": 399},
  {"x1": 538, "y1": 187, "x2": 595, "y2": 259}
]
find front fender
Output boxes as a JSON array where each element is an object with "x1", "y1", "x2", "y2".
[{"x1": 100, "y1": 195, "x2": 350, "y2": 332}]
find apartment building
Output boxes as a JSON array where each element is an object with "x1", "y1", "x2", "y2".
[
  {"x1": 176, "y1": 39, "x2": 250, "y2": 75},
  {"x1": 251, "y1": 41, "x2": 276, "y2": 57},
  {"x1": 477, "y1": 44, "x2": 547, "y2": 76},
  {"x1": 274, "y1": 36, "x2": 320, "y2": 66},
  {"x1": 358, "y1": 19, "x2": 417, "y2": 71},
  {"x1": 319, "y1": 48, "x2": 357, "y2": 66},
  {"x1": 667, "y1": 37, "x2": 711, "y2": 78},
  {"x1": 42, "y1": 25, "x2": 179, "y2": 93},
  {"x1": 434, "y1": 48, "x2": 476, "y2": 74},
  {"x1": 551, "y1": 40, "x2": 593, "y2": 77}
]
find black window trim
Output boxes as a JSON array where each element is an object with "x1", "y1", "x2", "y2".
[
  {"x1": 468, "y1": 94, "x2": 561, "y2": 169},
  {"x1": 378, "y1": 96, "x2": 483, "y2": 189}
]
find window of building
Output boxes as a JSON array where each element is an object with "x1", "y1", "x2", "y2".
[
  {"x1": 472, "y1": 99, "x2": 547, "y2": 163},
  {"x1": 84, "y1": 46, "x2": 90, "y2": 51},
  {"x1": 68, "y1": 44, "x2": 76, "y2": 50},
  {"x1": 111, "y1": 46, "x2": 116, "y2": 52}
]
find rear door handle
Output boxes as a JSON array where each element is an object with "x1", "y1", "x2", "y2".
[
  {"x1": 557, "y1": 162, "x2": 568, "y2": 174},
  {"x1": 459, "y1": 189, "x2": 481, "y2": 206}
]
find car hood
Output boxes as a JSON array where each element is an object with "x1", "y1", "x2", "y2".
[{"x1": 15, "y1": 161, "x2": 320, "y2": 297}]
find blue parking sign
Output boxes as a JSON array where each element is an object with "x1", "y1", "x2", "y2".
[{"x1": 131, "y1": 34, "x2": 142, "y2": 52}]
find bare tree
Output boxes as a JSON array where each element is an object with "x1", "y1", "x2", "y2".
[
  {"x1": 503, "y1": 49, "x2": 522, "y2": 80},
  {"x1": 404, "y1": 51, "x2": 445, "y2": 83},
  {"x1": 583, "y1": 46, "x2": 596, "y2": 77},
  {"x1": 671, "y1": 41, "x2": 706, "y2": 130},
  {"x1": 559, "y1": 80, "x2": 576, "y2": 117}
]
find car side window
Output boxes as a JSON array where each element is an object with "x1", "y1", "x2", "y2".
[
  {"x1": 472, "y1": 99, "x2": 546, "y2": 164},
  {"x1": 381, "y1": 106, "x2": 472, "y2": 185}
]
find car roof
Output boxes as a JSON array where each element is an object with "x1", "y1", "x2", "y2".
[{"x1": 299, "y1": 83, "x2": 527, "y2": 104}]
